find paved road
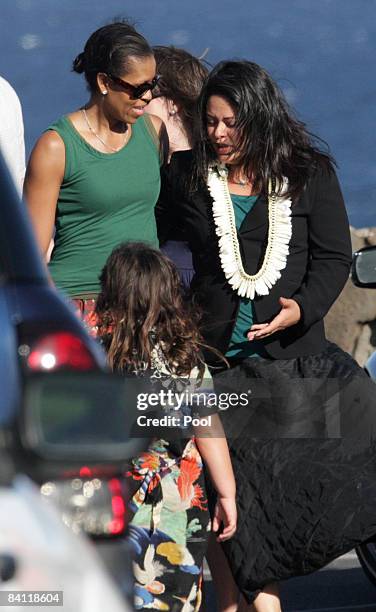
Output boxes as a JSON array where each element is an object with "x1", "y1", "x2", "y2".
[{"x1": 204, "y1": 552, "x2": 376, "y2": 611}]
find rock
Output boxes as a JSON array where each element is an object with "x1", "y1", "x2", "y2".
[
  {"x1": 324, "y1": 227, "x2": 376, "y2": 365},
  {"x1": 350, "y1": 225, "x2": 376, "y2": 247}
]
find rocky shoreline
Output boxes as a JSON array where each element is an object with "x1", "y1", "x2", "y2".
[{"x1": 325, "y1": 226, "x2": 376, "y2": 365}]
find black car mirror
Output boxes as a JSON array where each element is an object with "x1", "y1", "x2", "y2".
[
  {"x1": 20, "y1": 371, "x2": 150, "y2": 464},
  {"x1": 352, "y1": 245, "x2": 376, "y2": 289},
  {"x1": 16, "y1": 371, "x2": 156, "y2": 540}
]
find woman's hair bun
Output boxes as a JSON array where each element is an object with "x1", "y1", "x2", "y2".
[{"x1": 72, "y1": 52, "x2": 86, "y2": 73}]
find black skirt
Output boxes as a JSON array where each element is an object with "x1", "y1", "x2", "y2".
[{"x1": 213, "y1": 342, "x2": 376, "y2": 603}]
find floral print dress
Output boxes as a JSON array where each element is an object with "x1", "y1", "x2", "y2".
[{"x1": 125, "y1": 365, "x2": 214, "y2": 611}]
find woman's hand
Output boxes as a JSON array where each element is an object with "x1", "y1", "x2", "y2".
[
  {"x1": 247, "y1": 297, "x2": 301, "y2": 341},
  {"x1": 212, "y1": 496, "x2": 237, "y2": 542}
]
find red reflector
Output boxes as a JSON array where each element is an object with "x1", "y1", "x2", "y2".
[
  {"x1": 112, "y1": 494, "x2": 125, "y2": 516},
  {"x1": 79, "y1": 466, "x2": 92, "y2": 478},
  {"x1": 108, "y1": 518, "x2": 125, "y2": 535},
  {"x1": 27, "y1": 332, "x2": 95, "y2": 371},
  {"x1": 108, "y1": 478, "x2": 127, "y2": 534},
  {"x1": 108, "y1": 478, "x2": 122, "y2": 495}
]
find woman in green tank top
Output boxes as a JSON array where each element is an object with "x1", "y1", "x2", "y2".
[{"x1": 24, "y1": 21, "x2": 166, "y2": 328}]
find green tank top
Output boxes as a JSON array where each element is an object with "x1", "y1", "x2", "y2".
[{"x1": 47, "y1": 114, "x2": 161, "y2": 297}]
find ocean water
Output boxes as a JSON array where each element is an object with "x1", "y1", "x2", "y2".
[{"x1": 0, "y1": 0, "x2": 375, "y2": 227}]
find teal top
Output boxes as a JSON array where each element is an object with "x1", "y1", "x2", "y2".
[
  {"x1": 226, "y1": 194, "x2": 267, "y2": 359},
  {"x1": 47, "y1": 115, "x2": 161, "y2": 297}
]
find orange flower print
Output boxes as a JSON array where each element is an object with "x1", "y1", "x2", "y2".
[
  {"x1": 177, "y1": 458, "x2": 207, "y2": 509},
  {"x1": 191, "y1": 483, "x2": 207, "y2": 511},
  {"x1": 139, "y1": 452, "x2": 160, "y2": 473}
]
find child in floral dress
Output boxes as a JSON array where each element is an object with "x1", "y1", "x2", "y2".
[{"x1": 95, "y1": 242, "x2": 236, "y2": 611}]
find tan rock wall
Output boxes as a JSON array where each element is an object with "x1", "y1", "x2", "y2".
[{"x1": 324, "y1": 227, "x2": 376, "y2": 365}]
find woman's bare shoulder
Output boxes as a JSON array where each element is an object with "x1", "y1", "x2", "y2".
[
  {"x1": 32, "y1": 130, "x2": 65, "y2": 156},
  {"x1": 146, "y1": 112, "x2": 164, "y2": 136},
  {"x1": 27, "y1": 130, "x2": 65, "y2": 179}
]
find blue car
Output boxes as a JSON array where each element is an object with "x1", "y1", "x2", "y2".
[{"x1": 0, "y1": 151, "x2": 138, "y2": 608}]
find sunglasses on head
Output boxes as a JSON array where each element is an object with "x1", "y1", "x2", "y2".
[{"x1": 107, "y1": 74, "x2": 160, "y2": 99}]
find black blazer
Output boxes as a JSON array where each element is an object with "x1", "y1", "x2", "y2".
[{"x1": 156, "y1": 150, "x2": 352, "y2": 361}]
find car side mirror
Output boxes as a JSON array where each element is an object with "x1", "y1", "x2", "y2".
[
  {"x1": 16, "y1": 371, "x2": 155, "y2": 539},
  {"x1": 352, "y1": 245, "x2": 376, "y2": 289},
  {"x1": 20, "y1": 371, "x2": 150, "y2": 470}
]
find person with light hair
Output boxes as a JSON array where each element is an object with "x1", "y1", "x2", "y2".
[{"x1": 147, "y1": 45, "x2": 209, "y2": 286}]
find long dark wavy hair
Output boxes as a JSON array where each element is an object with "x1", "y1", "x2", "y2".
[
  {"x1": 193, "y1": 60, "x2": 334, "y2": 199},
  {"x1": 95, "y1": 242, "x2": 207, "y2": 377}
]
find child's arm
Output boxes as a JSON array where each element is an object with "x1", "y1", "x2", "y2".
[{"x1": 194, "y1": 414, "x2": 237, "y2": 542}]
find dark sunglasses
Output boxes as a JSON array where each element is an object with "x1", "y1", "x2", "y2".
[{"x1": 107, "y1": 74, "x2": 160, "y2": 99}]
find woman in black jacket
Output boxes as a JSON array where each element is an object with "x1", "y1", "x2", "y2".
[{"x1": 157, "y1": 60, "x2": 376, "y2": 612}]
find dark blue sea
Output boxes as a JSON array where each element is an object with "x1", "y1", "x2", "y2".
[{"x1": 1, "y1": 0, "x2": 375, "y2": 227}]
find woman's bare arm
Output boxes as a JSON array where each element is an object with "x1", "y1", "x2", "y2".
[
  {"x1": 23, "y1": 131, "x2": 65, "y2": 259},
  {"x1": 195, "y1": 414, "x2": 237, "y2": 541},
  {"x1": 195, "y1": 414, "x2": 236, "y2": 498}
]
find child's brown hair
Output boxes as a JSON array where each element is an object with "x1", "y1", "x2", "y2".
[{"x1": 95, "y1": 242, "x2": 206, "y2": 377}]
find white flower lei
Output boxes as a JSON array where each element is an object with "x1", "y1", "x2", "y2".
[{"x1": 207, "y1": 164, "x2": 292, "y2": 299}]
